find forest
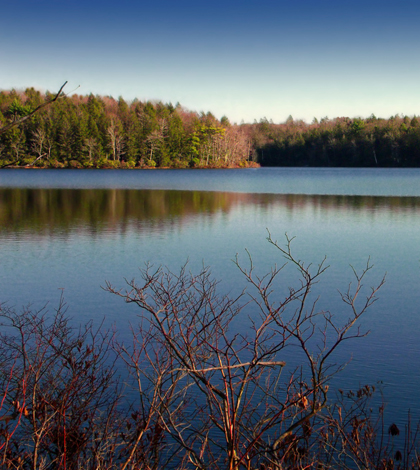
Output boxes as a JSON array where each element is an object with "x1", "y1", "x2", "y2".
[{"x1": 1, "y1": 86, "x2": 420, "y2": 168}]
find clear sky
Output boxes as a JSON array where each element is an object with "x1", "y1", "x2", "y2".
[{"x1": 2, "y1": 0, "x2": 420, "y2": 123}]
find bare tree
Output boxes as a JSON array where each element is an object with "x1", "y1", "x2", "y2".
[
  {"x1": 28, "y1": 128, "x2": 54, "y2": 167},
  {"x1": 83, "y1": 136, "x2": 99, "y2": 162},
  {"x1": 146, "y1": 129, "x2": 163, "y2": 165},
  {"x1": 107, "y1": 119, "x2": 125, "y2": 161},
  {"x1": 106, "y1": 234, "x2": 385, "y2": 469},
  {"x1": 223, "y1": 127, "x2": 251, "y2": 166}
]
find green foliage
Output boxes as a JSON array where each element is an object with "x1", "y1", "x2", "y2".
[
  {"x1": 411, "y1": 116, "x2": 419, "y2": 127},
  {"x1": 0, "y1": 88, "x2": 253, "y2": 168},
  {"x1": 220, "y1": 115, "x2": 230, "y2": 127},
  {"x1": 352, "y1": 118, "x2": 365, "y2": 134},
  {"x1": 3, "y1": 86, "x2": 420, "y2": 168},
  {"x1": 6, "y1": 99, "x2": 32, "y2": 118}
]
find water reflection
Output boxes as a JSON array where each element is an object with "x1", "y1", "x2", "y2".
[
  {"x1": 1, "y1": 186, "x2": 420, "y2": 428},
  {"x1": 1, "y1": 188, "x2": 420, "y2": 237}
]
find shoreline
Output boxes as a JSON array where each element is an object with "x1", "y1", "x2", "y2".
[{"x1": 0, "y1": 161, "x2": 261, "y2": 170}]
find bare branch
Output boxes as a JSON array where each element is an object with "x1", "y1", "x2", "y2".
[{"x1": 0, "y1": 82, "x2": 69, "y2": 136}]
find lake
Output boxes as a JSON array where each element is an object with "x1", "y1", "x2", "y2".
[{"x1": 1, "y1": 167, "x2": 419, "y2": 428}]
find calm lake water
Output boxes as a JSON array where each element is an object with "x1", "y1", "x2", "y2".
[{"x1": 1, "y1": 167, "x2": 419, "y2": 426}]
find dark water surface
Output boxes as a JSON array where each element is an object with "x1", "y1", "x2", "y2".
[{"x1": 1, "y1": 168, "x2": 419, "y2": 426}]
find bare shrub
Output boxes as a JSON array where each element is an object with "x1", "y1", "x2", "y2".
[
  {"x1": 106, "y1": 234, "x2": 386, "y2": 469},
  {"x1": 0, "y1": 298, "x2": 123, "y2": 469},
  {"x1": 4, "y1": 234, "x2": 416, "y2": 469}
]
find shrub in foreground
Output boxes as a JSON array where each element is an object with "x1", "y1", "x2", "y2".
[{"x1": 1, "y1": 235, "x2": 416, "y2": 469}]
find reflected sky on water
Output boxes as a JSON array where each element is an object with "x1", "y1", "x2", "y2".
[{"x1": 2, "y1": 167, "x2": 420, "y2": 195}]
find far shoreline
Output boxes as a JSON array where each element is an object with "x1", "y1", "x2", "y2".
[{"x1": 0, "y1": 162, "x2": 261, "y2": 170}]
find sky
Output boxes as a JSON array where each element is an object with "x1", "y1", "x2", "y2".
[{"x1": 2, "y1": 0, "x2": 420, "y2": 124}]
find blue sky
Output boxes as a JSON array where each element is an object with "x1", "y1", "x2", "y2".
[{"x1": 2, "y1": 0, "x2": 420, "y2": 123}]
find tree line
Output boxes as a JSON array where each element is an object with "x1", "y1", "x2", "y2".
[
  {"x1": 0, "y1": 88, "x2": 254, "y2": 169},
  {"x1": 248, "y1": 114, "x2": 420, "y2": 167},
  {"x1": 1, "y1": 86, "x2": 420, "y2": 168}
]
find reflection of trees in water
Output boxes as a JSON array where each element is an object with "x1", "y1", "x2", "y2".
[
  {"x1": 1, "y1": 189, "x2": 420, "y2": 237},
  {"x1": 0, "y1": 189, "x2": 249, "y2": 237}
]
